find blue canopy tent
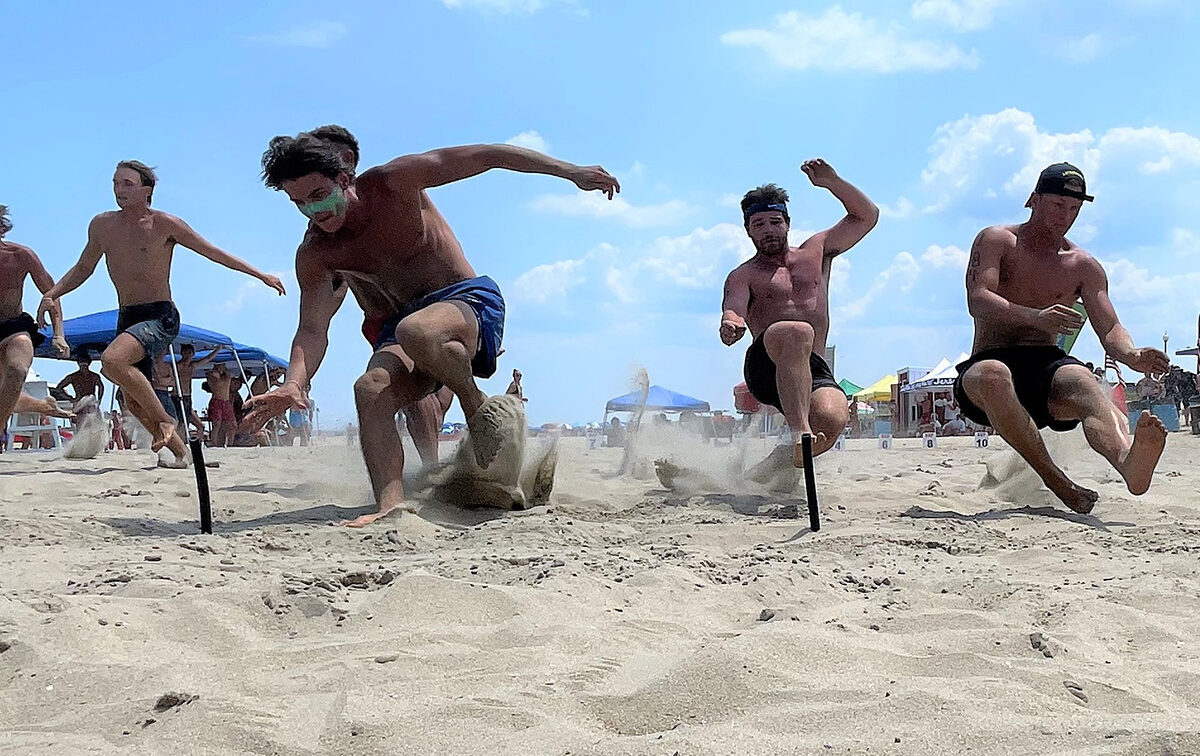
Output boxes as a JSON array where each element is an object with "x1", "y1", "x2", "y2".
[
  {"x1": 35, "y1": 309, "x2": 233, "y2": 361},
  {"x1": 209, "y1": 344, "x2": 287, "y2": 373},
  {"x1": 605, "y1": 385, "x2": 710, "y2": 413}
]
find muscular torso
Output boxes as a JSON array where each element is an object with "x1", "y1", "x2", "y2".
[
  {"x1": 0, "y1": 243, "x2": 33, "y2": 320},
  {"x1": 740, "y1": 241, "x2": 832, "y2": 354},
  {"x1": 300, "y1": 173, "x2": 476, "y2": 317},
  {"x1": 63, "y1": 371, "x2": 102, "y2": 399},
  {"x1": 92, "y1": 211, "x2": 176, "y2": 306},
  {"x1": 972, "y1": 224, "x2": 1088, "y2": 351}
]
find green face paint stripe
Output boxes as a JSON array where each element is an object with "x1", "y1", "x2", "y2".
[{"x1": 298, "y1": 186, "x2": 346, "y2": 219}]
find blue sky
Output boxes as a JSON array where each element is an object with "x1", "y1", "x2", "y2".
[{"x1": 6, "y1": 0, "x2": 1199, "y2": 427}]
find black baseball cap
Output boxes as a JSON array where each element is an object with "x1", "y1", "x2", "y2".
[{"x1": 1034, "y1": 162, "x2": 1093, "y2": 202}]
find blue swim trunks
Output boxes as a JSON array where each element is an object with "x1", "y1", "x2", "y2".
[
  {"x1": 116, "y1": 301, "x2": 180, "y2": 379},
  {"x1": 373, "y1": 275, "x2": 505, "y2": 380}
]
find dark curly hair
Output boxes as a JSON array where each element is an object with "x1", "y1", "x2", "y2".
[
  {"x1": 740, "y1": 183, "x2": 790, "y2": 224},
  {"x1": 307, "y1": 124, "x2": 359, "y2": 172},
  {"x1": 0, "y1": 205, "x2": 11, "y2": 238},
  {"x1": 260, "y1": 134, "x2": 346, "y2": 190}
]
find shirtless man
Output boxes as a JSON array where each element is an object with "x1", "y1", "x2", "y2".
[
  {"x1": 720, "y1": 160, "x2": 879, "y2": 466},
  {"x1": 37, "y1": 161, "x2": 285, "y2": 465},
  {"x1": 954, "y1": 163, "x2": 1168, "y2": 514},
  {"x1": 0, "y1": 204, "x2": 69, "y2": 434},
  {"x1": 206, "y1": 364, "x2": 236, "y2": 447},
  {"x1": 311, "y1": 124, "x2": 458, "y2": 467},
  {"x1": 246, "y1": 130, "x2": 618, "y2": 526},
  {"x1": 175, "y1": 344, "x2": 218, "y2": 435},
  {"x1": 57, "y1": 359, "x2": 104, "y2": 406}
]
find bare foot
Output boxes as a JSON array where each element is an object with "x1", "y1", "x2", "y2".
[
  {"x1": 791, "y1": 432, "x2": 826, "y2": 468},
  {"x1": 1047, "y1": 478, "x2": 1100, "y2": 514},
  {"x1": 746, "y1": 445, "x2": 793, "y2": 484},
  {"x1": 341, "y1": 502, "x2": 415, "y2": 528},
  {"x1": 1118, "y1": 411, "x2": 1167, "y2": 495},
  {"x1": 151, "y1": 421, "x2": 177, "y2": 453},
  {"x1": 38, "y1": 397, "x2": 74, "y2": 419},
  {"x1": 466, "y1": 395, "x2": 523, "y2": 469},
  {"x1": 654, "y1": 458, "x2": 681, "y2": 490},
  {"x1": 157, "y1": 455, "x2": 189, "y2": 469}
]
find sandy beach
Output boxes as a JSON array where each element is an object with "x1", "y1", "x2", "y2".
[{"x1": 2, "y1": 428, "x2": 1200, "y2": 755}]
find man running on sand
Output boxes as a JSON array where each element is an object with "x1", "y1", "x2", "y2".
[
  {"x1": 0, "y1": 204, "x2": 69, "y2": 433},
  {"x1": 313, "y1": 124, "x2": 458, "y2": 468},
  {"x1": 954, "y1": 163, "x2": 1168, "y2": 514},
  {"x1": 720, "y1": 160, "x2": 879, "y2": 467},
  {"x1": 246, "y1": 129, "x2": 619, "y2": 526},
  {"x1": 38, "y1": 161, "x2": 285, "y2": 466}
]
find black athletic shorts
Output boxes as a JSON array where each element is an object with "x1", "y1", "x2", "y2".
[
  {"x1": 744, "y1": 333, "x2": 843, "y2": 411},
  {"x1": 953, "y1": 345, "x2": 1086, "y2": 432}
]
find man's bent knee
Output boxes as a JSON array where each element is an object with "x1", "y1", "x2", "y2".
[
  {"x1": 353, "y1": 369, "x2": 395, "y2": 407},
  {"x1": 962, "y1": 361, "x2": 1013, "y2": 402},
  {"x1": 763, "y1": 321, "x2": 815, "y2": 356}
]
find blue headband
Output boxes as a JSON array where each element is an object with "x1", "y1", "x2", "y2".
[{"x1": 743, "y1": 202, "x2": 788, "y2": 222}]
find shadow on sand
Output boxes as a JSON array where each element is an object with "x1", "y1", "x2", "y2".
[{"x1": 900, "y1": 504, "x2": 1135, "y2": 531}]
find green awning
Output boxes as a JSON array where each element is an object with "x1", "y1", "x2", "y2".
[{"x1": 838, "y1": 378, "x2": 863, "y2": 395}]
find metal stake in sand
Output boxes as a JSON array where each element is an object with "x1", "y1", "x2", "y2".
[
  {"x1": 801, "y1": 433, "x2": 820, "y2": 532},
  {"x1": 169, "y1": 344, "x2": 213, "y2": 534}
]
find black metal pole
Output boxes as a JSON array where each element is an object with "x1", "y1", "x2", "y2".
[
  {"x1": 801, "y1": 433, "x2": 820, "y2": 532},
  {"x1": 191, "y1": 436, "x2": 213, "y2": 534}
]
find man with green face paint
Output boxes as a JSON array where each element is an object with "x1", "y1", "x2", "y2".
[{"x1": 248, "y1": 129, "x2": 619, "y2": 527}]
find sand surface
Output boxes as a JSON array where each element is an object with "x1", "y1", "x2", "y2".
[{"x1": 2, "y1": 429, "x2": 1199, "y2": 755}]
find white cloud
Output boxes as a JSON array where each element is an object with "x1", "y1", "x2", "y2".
[
  {"x1": 530, "y1": 192, "x2": 695, "y2": 227},
  {"x1": 917, "y1": 108, "x2": 1200, "y2": 212},
  {"x1": 440, "y1": 0, "x2": 573, "y2": 12},
  {"x1": 1057, "y1": 33, "x2": 1107, "y2": 63},
  {"x1": 244, "y1": 22, "x2": 347, "y2": 48},
  {"x1": 505, "y1": 131, "x2": 549, "y2": 152},
  {"x1": 879, "y1": 197, "x2": 917, "y2": 219},
  {"x1": 511, "y1": 257, "x2": 586, "y2": 302},
  {"x1": 221, "y1": 271, "x2": 294, "y2": 313},
  {"x1": 721, "y1": 6, "x2": 978, "y2": 73},
  {"x1": 921, "y1": 244, "x2": 969, "y2": 270},
  {"x1": 1172, "y1": 228, "x2": 1200, "y2": 256},
  {"x1": 637, "y1": 224, "x2": 756, "y2": 289},
  {"x1": 837, "y1": 252, "x2": 922, "y2": 320},
  {"x1": 910, "y1": 0, "x2": 1010, "y2": 31}
]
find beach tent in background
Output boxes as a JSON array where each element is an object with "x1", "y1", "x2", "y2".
[
  {"x1": 902, "y1": 353, "x2": 969, "y2": 392},
  {"x1": 605, "y1": 385, "x2": 710, "y2": 414},
  {"x1": 203, "y1": 343, "x2": 287, "y2": 374},
  {"x1": 853, "y1": 374, "x2": 897, "y2": 403},
  {"x1": 35, "y1": 309, "x2": 232, "y2": 361},
  {"x1": 838, "y1": 378, "x2": 863, "y2": 396}
]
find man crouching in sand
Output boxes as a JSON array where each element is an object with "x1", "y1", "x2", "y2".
[
  {"x1": 720, "y1": 160, "x2": 879, "y2": 467},
  {"x1": 954, "y1": 163, "x2": 1167, "y2": 514},
  {"x1": 246, "y1": 130, "x2": 619, "y2": 527}
]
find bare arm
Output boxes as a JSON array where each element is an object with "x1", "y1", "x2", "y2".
[
  {"x1": 192, "y1": 348, "x2": 221, "y2": 368},
  {"x1": 165, "y1": 216, "x2": 287, "y2": 295},
  {"x1": 1080, "y1": 256, "x2": 1168, "y2": 374},
  {"x1": 720, "y1": 268, "x2": 751, "y2": 346},
  {"x1": 801, "y1": 159, "x2": 880, "y2": 257},
  {"x1": 965, "y1": 228, "x2": 1040, "y2": 327},
  {"x1": 23, "y1": 248, "x2": 67, "y2": 353},
  {"x1": 380, "y1": 144, "x2": 620, "y2": 197}
]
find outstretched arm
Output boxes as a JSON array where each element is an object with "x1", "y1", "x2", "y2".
[
  {"x1": 193, "y1": 348, "x2": 221, "y2": 369},
  {"x1": 39, "y1": 217, "x2": 105, "y2": 324},
  {"x1": 801, "y1": 159, "x2": 880, "y2": 257},
  {"x1": 380, "y1": 144, "x2": 620, "y2": 198},
  {"x1": 720, "y1": 268, "x2": 751, "y2": 346},
  {"x1": 1080, "y1": 257, "x2": 1169, "y2": 375},
  {"x1": 24, "y1": 248, "x2": 68, "y2": 356},
  {"x1": 165, "y1": 216, "x2": 287, "y2": 295},
  {"x1": 243, "y1": 252, "x2": 342, "y2": 427}
]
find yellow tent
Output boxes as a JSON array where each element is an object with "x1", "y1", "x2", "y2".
[{"x1": 853, "y1": 374, "x2": 897, "y2": 403}]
